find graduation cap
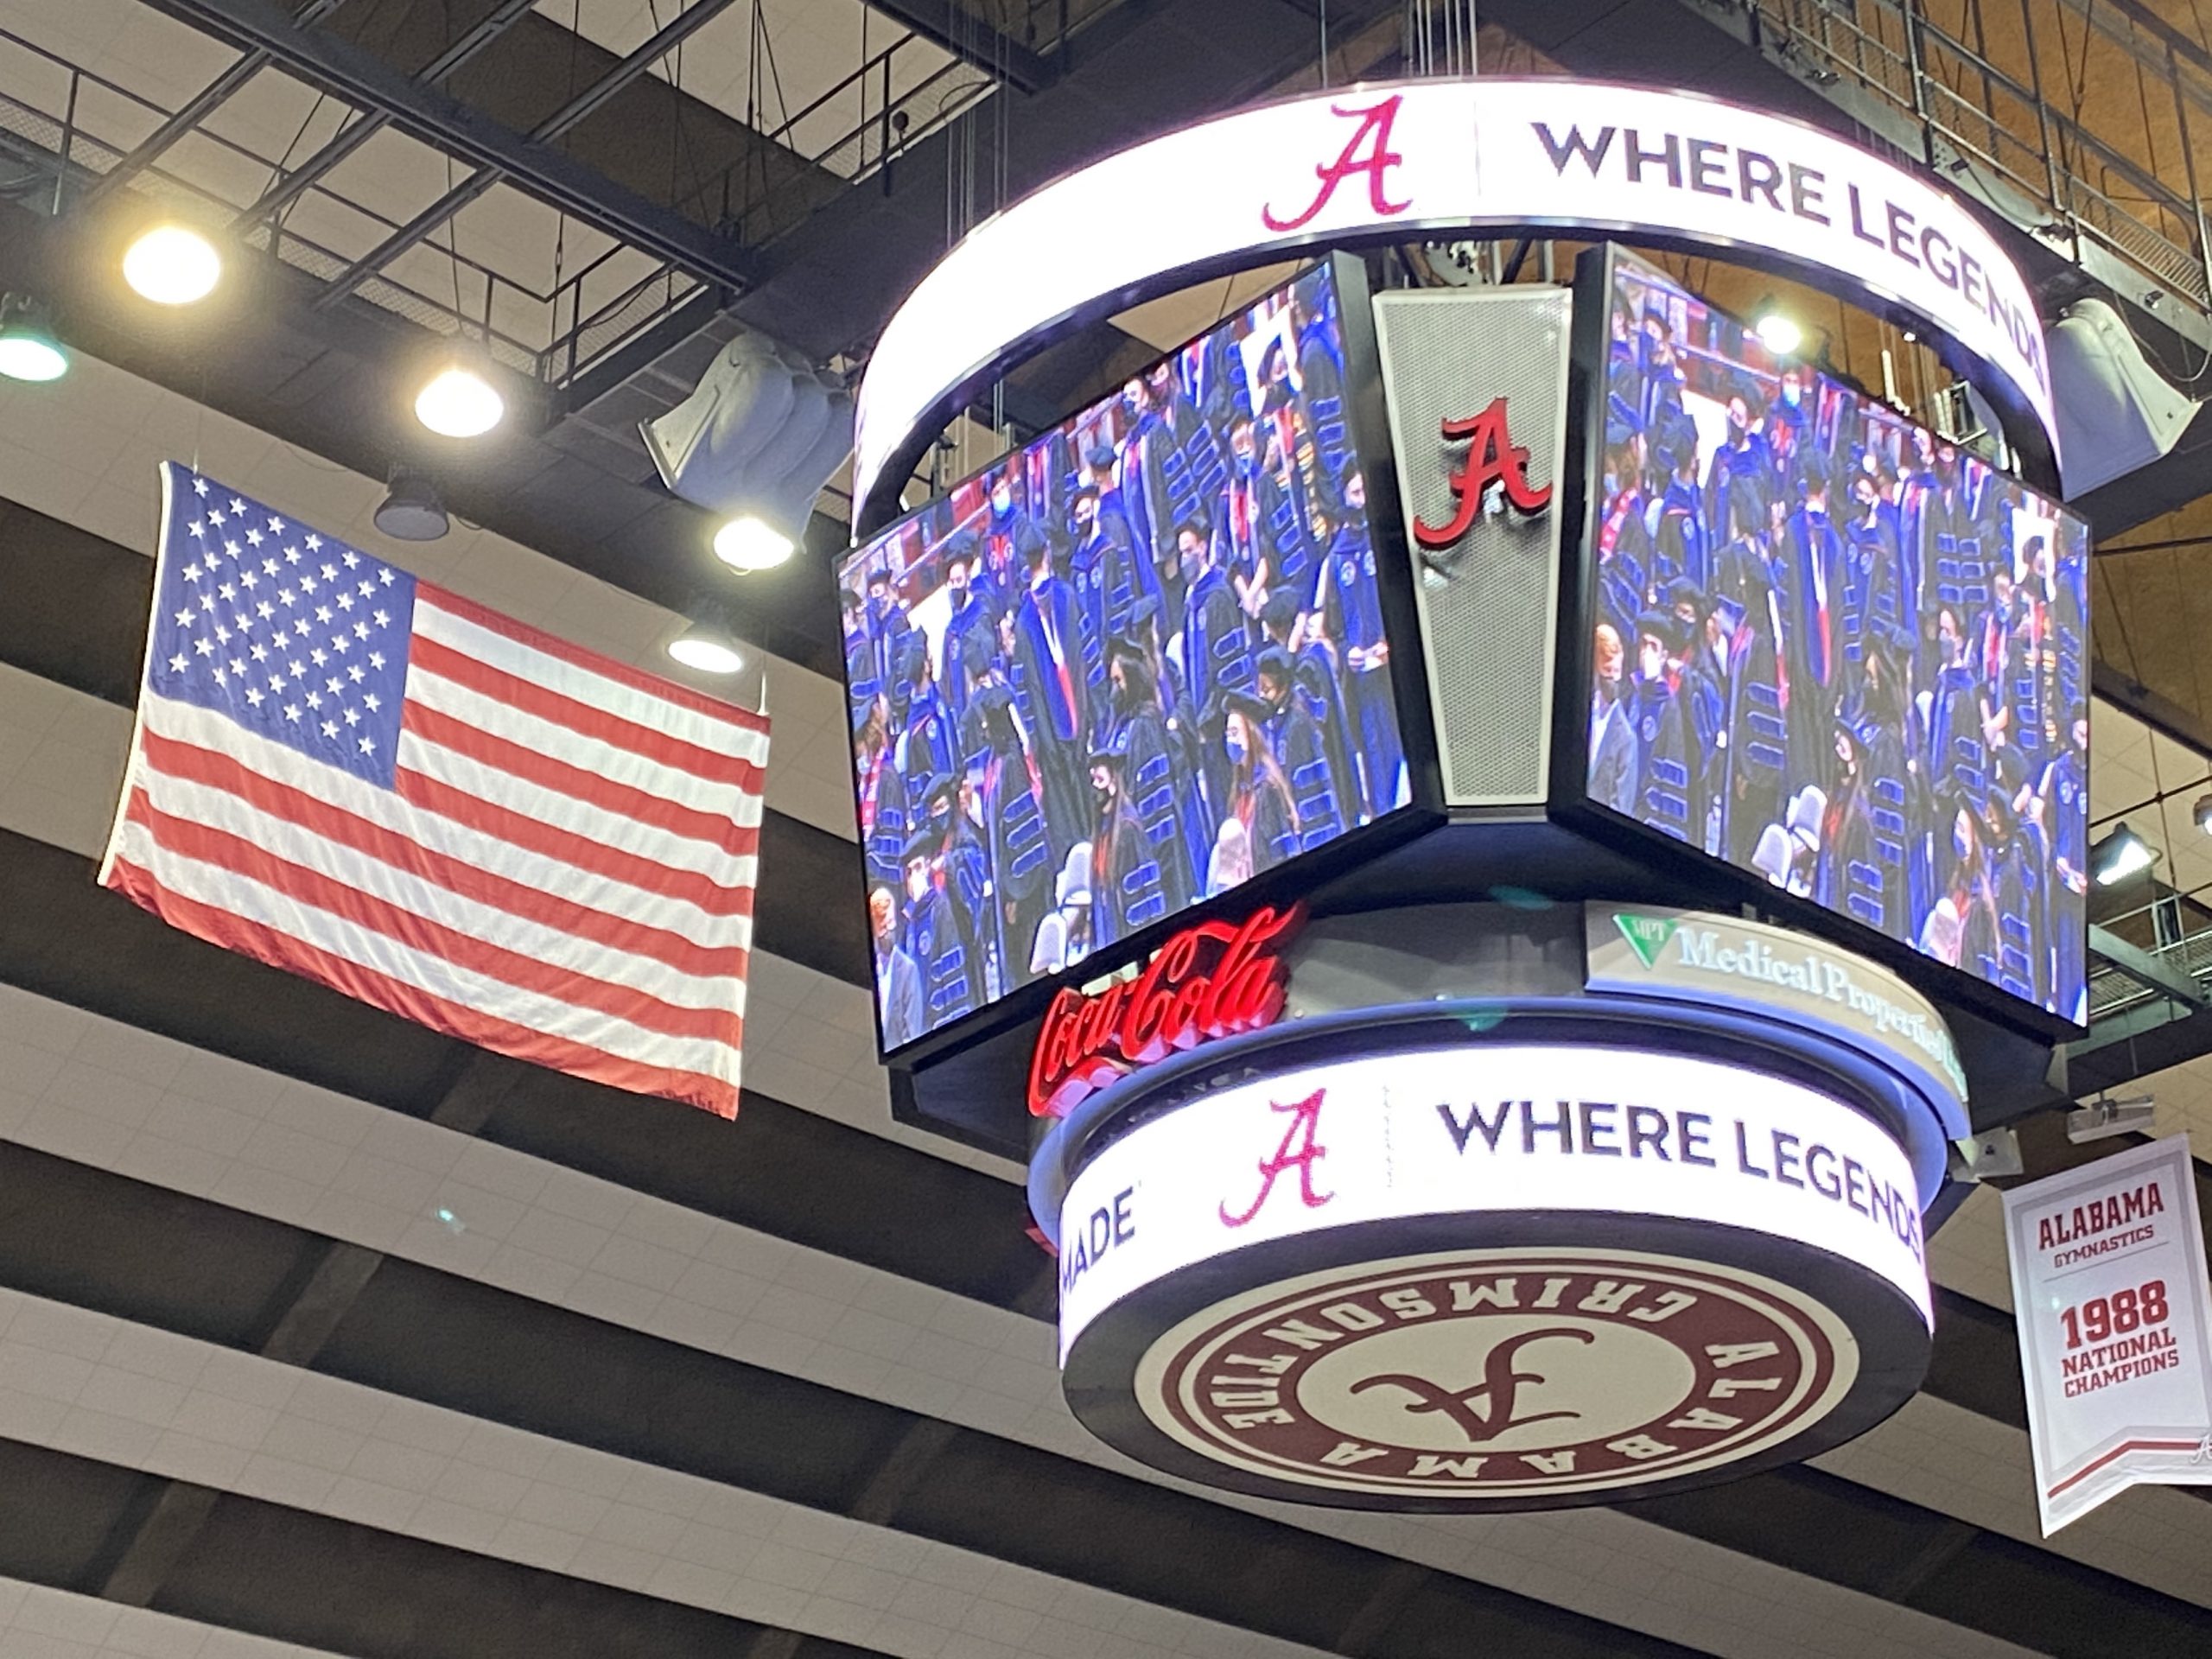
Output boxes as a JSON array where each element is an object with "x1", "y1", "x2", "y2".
[
  {"x1": 920, "y1": 772, "x2": 957, "y2": 812},
  {"x1": 1993, "y1": 745, "x2": 2031, "y2": 798},
  {"x1": 941, "y1": 528, "x2": 980, "y2": 563},
  {"x1": 1086, "y1": 734, "x2": 1128, "y2": 769},
  {"x1": 1636, "y1": 608, "x2": 1681, "y2": 652},
  {"x1": 896, "y1": 632, "x2": 931, "y2": 682},
  {"x1": 1664, "y1": 576, "x2": 1705, "y2": 617},
  {"x1": 1222, "y1": 688, "x2": 1274, "y2": 726},
  {"x1": 1085, "y1": 442, "x2": 1116, "y2": 471},
  {"x1": 1262, "y1": 588, "x2": 1301, "y2": 635},
  {"x1": 1106, "y1": 632, "x2": 1150, "y2": 669},
  {"x1": 1255, "y1": 645, "x2": 1296, "y2": 688},
  {"x1": 900, "y1": 828, "x2": 939, "y2": 868}
]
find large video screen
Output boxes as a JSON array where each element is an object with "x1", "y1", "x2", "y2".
[
  {"x1": 842, "y1": 261, "x2": 1408, "y2": 1049},
  {"x1": 1586, "y1": 253, "x2": 2090, "y2": 1021}
]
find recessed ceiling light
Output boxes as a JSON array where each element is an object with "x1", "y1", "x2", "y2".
[
  {"x1": 414, "y1": 364, "x2": 505, "y2": 438},
  {"x1": 713, "y1": 513, "x2": 795, "y2": 571},
  {"x1": 122, "y1": 224, "x2": 222, "y2": 306}
]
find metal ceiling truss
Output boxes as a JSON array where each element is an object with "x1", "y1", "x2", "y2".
[
  {"x1": 143, "y1": 0, "x2": 762, "y2": 292},
  {"x1": 0, "y1": 0, "x2": 1059, "y2": 395}
]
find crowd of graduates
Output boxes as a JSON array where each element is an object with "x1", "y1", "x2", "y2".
[
  {"x1": 1589, "y1": 264, "x2": 2092, "y2": 1020},
  {"x1": 846, "y1": 267, "x2": 1406, "y2": 1046}
]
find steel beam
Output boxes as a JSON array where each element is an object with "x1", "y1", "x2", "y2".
[
  {"x1": 867, "y1": 0, "x2": 1056, "y2": 93},
  {"x1": 86, "y1": 0, "x2": 350, "y2": 206},
  {"x1": 233, "y1": 0, "x2": 540, "y2": 228},
  {"x1": 309, "y1": 0, "x2": 740, "y2": 310},
  {"x1": 143, "y1": 0, "x2": 760, "y2": 291}
]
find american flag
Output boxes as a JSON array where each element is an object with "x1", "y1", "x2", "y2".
[{"x1": 98, "y1": 464, "x2": 767, "y2": 1119}]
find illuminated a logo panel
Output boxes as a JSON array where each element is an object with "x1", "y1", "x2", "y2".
[
  {"x1": 1411, "y1": 399, "x2": 1554, "y2": 552},
  {"x1": 1136, "y1": 1249, "x2": 1853, "y2": 1500}
]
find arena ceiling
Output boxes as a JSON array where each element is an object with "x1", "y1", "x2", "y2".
[{"x1": 0, "y1": 2, "x2": 2211, "y2": 1656}]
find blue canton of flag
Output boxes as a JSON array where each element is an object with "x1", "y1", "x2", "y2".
[{"x1": 146, "y1": 474, "x2": 417, "y2": 788}]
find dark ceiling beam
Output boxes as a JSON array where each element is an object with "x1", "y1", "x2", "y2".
[
  {"x1": 231, "y1": 0, "x2": 543, "y2": 226},
  {"x1": 311, "y1": 0, "x2": 745, "y2": 311},
  {"x1": 143, "y1": 0, "x2": 761, "y2": 291},
  {"x1": 82, "y1": 0, "x2": 351, "y2": 207},
  {"x1": 866, "y1": 0, "x2": 1055, "y2": 93}
]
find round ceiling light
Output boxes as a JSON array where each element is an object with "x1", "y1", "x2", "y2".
[
  {"x1": 667, "y1": 618, "x2": 745, "y2": 676},
  {"x1": 414, "y1": 365, "x2": 505, "y2": 438},
  {"x1": 1752, "y1": 308, "x2": 1804, "y2": 357},
  {"x1": 122, "y1": 225, "x2": 223, "y2": 306},
  {"x1": 712, "y1": 513, "x2": 796, "y2": 572},
  {"x1": 0, "y1": 315, "x2": 67, "y2": 383}
]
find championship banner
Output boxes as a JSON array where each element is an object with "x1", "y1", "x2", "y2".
[{"x1": 2001, "y1": 1135, "x2": 2212, "y2": 1532}]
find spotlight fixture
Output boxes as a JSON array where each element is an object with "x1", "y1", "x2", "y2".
[
  {"x1": 713, "y1": 512, "x2": 796, "y2": 572},
  {"x1": 0, "y1": 300, "x2": 66, "y2": 382},
  {"x1": 2067, "y1": 1093, "x2": 2157, "y2": 1145},
  {"x1": 413, "y1": 359, "x2": 505, "y2": 438},
  {"x1": 2198, "y1": 795, "x2": 2212, "y2": 836},
  {"x1": 372, "y1": 469, "x2": 449, "y2": 542},
  {"x1": 122, "y1": 224, "x2": 222, "y2": 306},
  {"x1": 2089, "y1": 823, "x2": 2158, "y2": 887},
  {"x1": 666, "y1": 606, "x2": 745, "y2": 676},
  {"x1": 1751, "y1": 299, "x2": 1804, "y2": 357}
]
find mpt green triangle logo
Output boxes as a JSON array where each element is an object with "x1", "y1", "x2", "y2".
[{"x1": 1612, "y1": 912, "x2": 1676, "y2": 969}]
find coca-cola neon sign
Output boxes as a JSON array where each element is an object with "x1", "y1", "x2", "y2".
[{"x1": 1029, "y1": 906, "x2": 1301, "y2": 1119}]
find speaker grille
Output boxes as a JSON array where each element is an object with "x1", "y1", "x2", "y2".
[{"x1": 1375, "y1": 289, "x2": 1570, "y2": 806}]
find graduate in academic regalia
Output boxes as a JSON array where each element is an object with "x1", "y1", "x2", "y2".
[
  {"x1": 1087, "y1": 740, "x2": 1167, "y2": 949},
  {"x1": 1010, "y1": 535, "x2": 1093, "y2": 858},
  {"x1": 1310, "y1": 465, "x2": 1402, "y2": 815},
  {"x1": 1256, "y1": 645, "x2": 1344, "y2": 853},
  {"x1": 1588, "y1": 623, "x2": 1640, "y2": 818},
  {"x1": 1220, "y1": 689, "x2": 1300, "y2": 874},
  {"x1": 1625, "y1": 609, "x2": 1694, "y2": 842},
  {"x1": 1104, "y1": 639, "x2": 1197, "y2": 912},
  {"x1": 899, "y1": 828, "x2": 977, "y2": 1028},
  {"x1": 870, "y1": 886, "x2": 926, "y2": 1051},
  {"x1": 938, "y1": 535, "x2": 996, "y2": 722}
]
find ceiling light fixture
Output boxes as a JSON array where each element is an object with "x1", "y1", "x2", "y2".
[
  {"x1": 713, "y1": 512, "x2": 796, "y2": 572},
  {"x1": 372, "y1": 468, "x2": 449, "y2": 542},
  {"x1": 2089, "y1": 823, "x2": 2158, "y2": 887},
  {"x1": 0, "y1": 300, "x2": 66, "y2": 382},
  {"x1": 2196, "y1": 795, "x2": 2212, "y2": 836},
  {"x1": 414, "y1": 360, "x2": 505, "y2": 438},
  {"x1": 121, "y1": 224, "x2": 222, "y2": 306},
  {"x1": 666, "y1": 605, "x2": 745, "y2": 676}
]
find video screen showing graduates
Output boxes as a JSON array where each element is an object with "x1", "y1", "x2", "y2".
[
  {"x1": 841, "y1": 262, "x2": 1408, "y2": 1049},
  {"x1": 1587, "y1": 253, "x2": 2090, "y2": 1021}
]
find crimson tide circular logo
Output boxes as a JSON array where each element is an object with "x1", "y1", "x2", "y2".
[{"x1": 1132, "y1": 1248, "x2": 1856, "y2": 1503}]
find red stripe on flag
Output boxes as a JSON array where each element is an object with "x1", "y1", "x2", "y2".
[
  {"x1": 403, "y1": 702, "x2": 757, "y2": 861},
  {"x1": 417, "y1": 585, "x2": 769, "y2": 734},
  {"x1": 139, "y1": 729, "x2": 749, "y2": 984},
  {"x1": 411, "y1": 634, "x2": 766, "y2": 792},
  {"x1": 125, "y1": 790, "x2": 745, "y2": 1050},
  {"x1": 392, "y1": 765, "x2": 754, "y2": 919},
  {"x1": 103, "y1": 855, "x2": 737, "y2": 1119}
]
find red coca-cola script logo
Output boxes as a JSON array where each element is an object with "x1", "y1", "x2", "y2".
[{"x1": 1028, "y1": 906, "x2": 1301, "y2": 1118}]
